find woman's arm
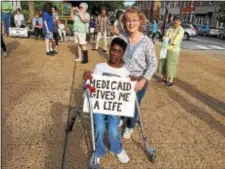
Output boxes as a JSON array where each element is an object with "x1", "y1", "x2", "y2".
[
  {"x1": 80, "y1": 12, "x2": 89, "y2": 23},
  {"x1": 143, "y1": 39, "x2": 158, "y2": 81},
  {"x1": 170, "y1": 28, "x2": 184, "y2": 45}
]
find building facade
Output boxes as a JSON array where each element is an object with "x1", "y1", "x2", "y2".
[
  {"x1": 194, "y1": 1, "x2": 220, "y2": 27},
  {"x1": 136, "y1": 1, "x2": 160, "y2": 22},
  {"x1": 180, "y1": 1, "x2": 195, "y2": 23}
]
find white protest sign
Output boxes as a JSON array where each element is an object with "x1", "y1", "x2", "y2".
[{"x1": 83, "y1": 75, "x2": 136, "y2": 117}]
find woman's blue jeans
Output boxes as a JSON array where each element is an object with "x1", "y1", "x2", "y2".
[
  {"x1": 126, "y1": 84, "x2": 147, "y2": 129},
  {"x1": 2, "y1": 13, "x2": 11, "y2": 35},
  {"x1": 94, "y1": 114, "x2": 122, "y2": 157}
]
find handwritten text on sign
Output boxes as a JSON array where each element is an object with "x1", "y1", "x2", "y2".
[{"x1": 83, "y1": 75, "x2": 136, "y2": 117}]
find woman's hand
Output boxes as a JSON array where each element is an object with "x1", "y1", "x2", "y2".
[
  {"x1": 83, "y1": 71, "x2": 93, "y2": 81},
  {"x1": 135, "y1": 78, "x2": 147, "y2": 92}
]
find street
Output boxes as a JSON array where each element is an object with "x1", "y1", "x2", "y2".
[
  {"x1": 182, "y1": 36, "x2": 225, "y2": 50},
  {"x1": 2, "y1": 36, "x2": 225, "y2": 169}
]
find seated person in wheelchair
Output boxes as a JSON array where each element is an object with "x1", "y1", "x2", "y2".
[{"x1": 83, "y1": 37, "x2": 130, "y2": 165}]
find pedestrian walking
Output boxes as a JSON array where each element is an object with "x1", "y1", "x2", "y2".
[
  {"x1": 2, "y1": 1, "x2": 13, "y2": 36},
  {"x1": 42, "y1": 2, "x2": 57, "y2": 56},
  {"x1": 52, "y1": 6, "x2": 59, "y2": 47},
  {"x1": 158, "y1": 16, "x2": 184, "y2": 87},
  {"x1": 14, "y1": 8, "x2": 25, "y2": 28},
  {"x1": 56, "y1": 16, "x2": 67, "y2": 42},
  {"x1": 93, "y1": 7, "x2": 110, "y2": 52},
  {"x1": 89, "y1": 16, "x2": 96, "y2": 41},
  {"x1": 119, "y1": 7, "x2": 157, "y2": 139},
  {"x1": 151, "y1": 20, "x2": 158, "y2": 43},
  {"x1": 32, "y1": 12, "x2": 43, "y2": 39},
  {"x1": 1, "y1": 34, "x2": 8, "y2": 57},
  {"x1": 70, "y1": 2, "x2": 90, "y2": 63},
  {"x1": 83, "y1": 38, "x2": 130, "y2": 166},
  {"x1": 112, "y1": 10, "x2": 125, "y2": 36}
]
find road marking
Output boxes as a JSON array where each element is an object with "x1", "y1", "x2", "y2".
[
  {"x1": 196, "y1": 45, "x2": 211, "y2": 49},
  {"x1": 210, "y1": 45, "x2": 225, "y2": 50}
]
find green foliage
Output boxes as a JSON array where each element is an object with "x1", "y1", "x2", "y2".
[
  {"x1": 22, "y1": 9, "x2": 29, "y2": 21},
  {"x1": 34, "y1": 1, "x2": 44, "y2": 12},
  {"x1": 217, "y1": 1, "x2": 225, "y2": 23},
  {"x1": 87, "y1": 1, "x2": 125, "y2": 16}
]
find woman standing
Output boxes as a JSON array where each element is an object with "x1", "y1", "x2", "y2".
[
  {"x1": 158, "y1": 16, "x2": 184, "y2": 87},
  {"x1": 119, "y1": 7, "x2": 158, "y2": 139}
]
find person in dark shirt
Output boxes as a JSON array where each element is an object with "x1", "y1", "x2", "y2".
[{"x1": 89, "y1": 16, "x2": 96, "y2": 41}]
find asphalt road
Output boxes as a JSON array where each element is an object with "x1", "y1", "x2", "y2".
[{"x1": 181, "y1": 35, "x2": 225, "y2": 50}]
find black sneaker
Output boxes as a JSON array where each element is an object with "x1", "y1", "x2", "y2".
[
  {"x1": 165, "y1": 82, "x2": 174, "y2": 87},
  {"x1": 50, "y1": 51, "x2": 58, "y2": 54},
  {"x1": 46, "y1": 52, "x2": 54, "y2": 56}
]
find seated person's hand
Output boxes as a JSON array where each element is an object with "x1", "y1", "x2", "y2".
[{"x1": 83, "y1": 71, "x2": 93, "y2": 80}]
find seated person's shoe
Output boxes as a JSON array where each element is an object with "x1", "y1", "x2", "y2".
[{"x1": 116, "y1": 149, "x2": 130, "y2": 163}]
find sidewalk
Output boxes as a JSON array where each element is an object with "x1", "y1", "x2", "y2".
[{"x1": 2, "y1": 37, "x2": 225, "y2": 169}]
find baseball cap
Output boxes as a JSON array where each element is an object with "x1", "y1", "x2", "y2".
[{"x1": 79, "y1": 2, "x2": 88, "y2": 9}]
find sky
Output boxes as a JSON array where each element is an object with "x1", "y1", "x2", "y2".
[{"x1": 124, "y1": 0, "x2": 135, "y2": 7}]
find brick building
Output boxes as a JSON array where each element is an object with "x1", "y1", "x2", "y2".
[
  {"x1": 180, "y1": 1, "x2": 195, "y2": 23},
  {"x1": 136, "y1": 1, "x2": 160, "y2": 22}
]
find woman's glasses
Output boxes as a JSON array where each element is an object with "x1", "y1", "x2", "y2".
[{"x1": 126, "y1": 19, "x2": 140, "y2": 23}]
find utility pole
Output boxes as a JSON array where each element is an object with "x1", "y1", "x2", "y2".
[{"x1": 161, "y1": 1, "x2": 170, "y2": 41}]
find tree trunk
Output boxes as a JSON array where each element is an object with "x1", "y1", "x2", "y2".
[{"x1": 28, "y1": 1, "x2": 35, "y2": 22}]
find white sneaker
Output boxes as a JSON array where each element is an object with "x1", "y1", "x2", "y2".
[
  {"x1": 95, "y1": 157, "x2": 101, "y2": 164},
  {"x1": 117, "y1": 149, "x2": 130, "y2": 163},
  {"x1": 123, "y1": 128, "x2": 133, "y2": 139}
]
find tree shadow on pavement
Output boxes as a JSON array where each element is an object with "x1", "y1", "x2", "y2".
[
  {"x1": 175, "y1": 78, "x2": 225, "y2": 117},
  {"x1": 6, "y1": 41, "x2": 20, "y2": 56},
  {"x1": 155, "y1": 78, "x2": 225, "y2": 137}
]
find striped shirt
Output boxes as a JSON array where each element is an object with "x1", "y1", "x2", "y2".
[{"x1": 119, "y1": 33, "x2": 158, "y2": 81}]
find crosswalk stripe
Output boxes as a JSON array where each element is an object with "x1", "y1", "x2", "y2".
[
  {"x1": 210, "y1": 45, "x2": 225, "y2": 49},
  {"x1": 196, "y1": 45, "x2": 211, "y2": 49}
]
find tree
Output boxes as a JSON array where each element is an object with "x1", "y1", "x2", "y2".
[
  {"x1": 28, "y1": 1, "x2": 35, "y2": 22},
  {"x1": 216, "y1": 1, "x2": 225, "y2": 30}
]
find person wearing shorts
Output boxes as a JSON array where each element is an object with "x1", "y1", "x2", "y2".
[
  {"x1": 42, "y1": 2, "x2": 57, "y2": 56},
  {"x1": 70, "y1": 2, "x2": 90, "y2": 63}
]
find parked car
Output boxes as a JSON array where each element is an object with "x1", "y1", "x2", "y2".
[
  {"x1": 218, "y1": 29, "x2": 225, "y2": 40},
  {"x1": 198, "y1": 25, "x2": 221, "y2": 37},
  {"x1": 157, "y1": 23, "x2": 197, "y2": 40}
]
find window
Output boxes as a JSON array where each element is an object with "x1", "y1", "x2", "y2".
[{"x1": 183, "y1": 1, "x2": 187, "y2": 8}]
